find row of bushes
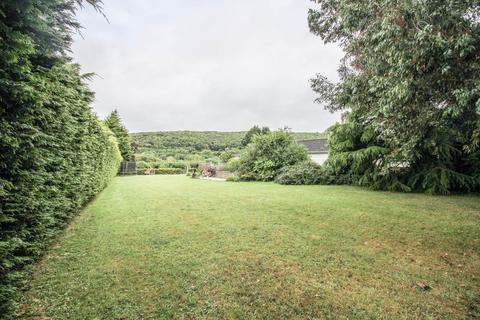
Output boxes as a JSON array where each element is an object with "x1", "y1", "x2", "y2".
[
  {"x1": 136, "y1": 168, "x2": 185, "y2": 175},
  {"x1": 136, "y1": 161, "x2": 189, "y2": 170},
  {"x1": 228, "y1": 161, "x2": 330, "y2": 185},
  {"x1": 0, "y1": 0, "x2": 122, "y2": 316}
]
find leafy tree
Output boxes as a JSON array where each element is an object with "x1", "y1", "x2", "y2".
[
  {"x1": 241, "y1": 125, "x2": 270, "y2": 146},
  {"x1": 105, "y1": 110, "x2": 133, "y2": 161},
  {"x1": 309, "y1": 0, "x2": 480, "y2": 194},
  {"x1": 238, "y1": 131, "x2": 308, "y2": 181},
  {"x1": 219, "y1": 149, "x2": 235, "y2": 163}
]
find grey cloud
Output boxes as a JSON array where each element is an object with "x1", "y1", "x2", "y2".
[{"x1": 72, "y1": 0, "x2": 343, "y2": 132}]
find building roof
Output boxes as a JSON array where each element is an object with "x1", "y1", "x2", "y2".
[{"x1": 296, "y1": 138, "x2": 328, "y2": 154}]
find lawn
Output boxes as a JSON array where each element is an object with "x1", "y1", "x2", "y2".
[{"x1": 19, "y1": 176, "x2": 480, "y2": 319}]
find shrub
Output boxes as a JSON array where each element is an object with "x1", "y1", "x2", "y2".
[
  {"x1": 204, "y1": 158, "x2": 218, "y2": 165},
  {"x1": 201, "y1": 165, "x2": 216, "y2": 177},
  {"x1": 136, "y1": 161, "x2": 149, "y2": 169},
  {"x1": 226, "y1": 176, "x2": 241, "y2": 182},
  {"x1": 275, "y1": 161, "x2": 326, "y2": 185},
  {"x1": 238, "y1": 131, "x2": 309, "y2": 181},
  {"x1": 189, "y1": 162, "x2": 200, "y2": 168},
  {"x1": 219, "y1": 149, "x2": 235, "y2": 163},
  {"x1": 226, "y1": 157, "x2": 241, "y2": 172}
]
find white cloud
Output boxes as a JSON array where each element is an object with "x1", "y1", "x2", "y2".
[{"x1": 72, "y1": 0, "x2": 343, "y2": 132}]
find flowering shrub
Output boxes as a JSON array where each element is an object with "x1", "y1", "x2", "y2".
[{"x1": 202, "y1": 165, "x2": 217, "y2": 177}]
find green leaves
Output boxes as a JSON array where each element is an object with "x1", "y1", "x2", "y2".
[
  {"x1": 238, "y1": 131, "x2": 309, "y2": 181},
  {"x1": 309, "y1": 0, "x2": 480, "y2": 194},
  {"x1": 241, "y1": 125, "x2": 270, "y2": 147}
]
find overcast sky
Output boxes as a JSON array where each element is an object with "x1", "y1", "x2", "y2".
[{"x1": 72, "y1": 0, "x2": 343, "y2": 132}]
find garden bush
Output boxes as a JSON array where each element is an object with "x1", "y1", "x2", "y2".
[
  {"x1": 136, "y1": 161, "x2": 149, "y2": 169},
  {"x1": 0, "y1": 0, "x2": 122, "y2": 315},
  {"x1": 219, "y1": 149, "x2": 235, "y2": 163},
  {"x1": 226, "y1": 176, "x2": 241, "y2": 182},
  {"x1": 275, "y1": 161, "x2": 326, "y2": 185},
  {"x1": 238, "y1": 131, "x2": 309, "y2": 181},
  {"x1": 201, "y1": 165, "x2": 216, "y2": 177},
  {"x1": 226, "y1": 157, "x2": 241, "y2": 172}
]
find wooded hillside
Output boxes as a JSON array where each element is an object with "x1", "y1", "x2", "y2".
[{"x1": 130, "y1": 131, "x2": 326, "y2": 170}]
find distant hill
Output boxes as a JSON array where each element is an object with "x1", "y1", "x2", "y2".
[
  {"x1": 130, "y1": 130, "x2": 326, "y2": 168},
  {"x1": 131, "y1": 131, "x2": 326, "y2": 151}
]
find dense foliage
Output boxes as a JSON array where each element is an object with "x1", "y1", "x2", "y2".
[
  {"x1": 0, "y1": 0, "x2": 121, "y2": 315},
  {"x1": 105, "y1": 110, "x2": 133, "y2": 161},
  {"x1": 275, "y1": 161, "x2": 326, "y2": 185},
  {"x1": 132, "y1": 131, "x2": 246, "y2": 152},
  {"x1": 131, "y1": 130, "x2": 324, "y2": 169},
  {"x1": 241, "y1": 125, "x2": 270, "y2": 146},
  {"x1": 309, "y1": 0, "x2": 480, "y2": 194},
  {"x1": 219, "y1": 149, "x2": 235, "y2": 163},
  {"x1": 226, "y1": 157, "x2": 242, "y2": 172},
  {"x1": 238, "y1": 131, "x2": 309, "y2": 181}
]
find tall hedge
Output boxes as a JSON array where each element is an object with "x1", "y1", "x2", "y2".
[{"x1": 0, "y1": 0, "x2": 121, "y2": 315}]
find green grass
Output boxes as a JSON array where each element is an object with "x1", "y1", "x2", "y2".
[{"x1": 19, "y1": 176, "x2": 480, "y2": 319}]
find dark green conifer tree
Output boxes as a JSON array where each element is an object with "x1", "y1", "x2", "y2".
[{"x1": 105, "y1": 110, "x2": 134, "y2": 161}]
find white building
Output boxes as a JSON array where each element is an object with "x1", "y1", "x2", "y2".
[{"x1": 296, "y1": 139, "x2": 329, "y2": 165}]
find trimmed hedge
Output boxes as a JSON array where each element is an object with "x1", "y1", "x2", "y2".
[
  {"x1": 137, "y1": 168, "x2": 184, "y2": 175},
  {"x1": 0, "y1": 0, "x2": 122, "y2": 315},
  {"x1": 156, "y1": 168, "x2": 184, "y2": 175}
]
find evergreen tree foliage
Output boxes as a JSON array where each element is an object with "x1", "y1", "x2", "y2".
[
  {"x1": 0, "y1": 0, "x2": 121, "y2": 315},
  {"x1": 241, "y1": 125, "x2": 270, "y2": 146},
  {"x1": 238, "y1": 131, "x2": 308, "y2": 181},
  {"x1": 309, "y1": 0, "x2": 480, "y2": 194},
  {"x1": 105, "y1": 110, "x2": 134, "y2": 161}
]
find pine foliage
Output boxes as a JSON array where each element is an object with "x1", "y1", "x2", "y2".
[{"x1": 105, "y1": 110, "x2": 133, "y2": 161}]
